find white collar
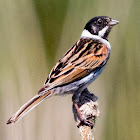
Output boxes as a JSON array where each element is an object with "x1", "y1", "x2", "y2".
[{"x1": 80, "y1": 29, "x2": 111, "y2": 50}]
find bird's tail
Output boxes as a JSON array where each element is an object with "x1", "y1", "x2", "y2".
[{"x1": 6, "y1": 91, "x2": 52, "y2": 124}]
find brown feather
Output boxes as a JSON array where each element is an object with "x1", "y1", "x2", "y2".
[
  {"x1": 39, "y1": 38, "x2": 109, "y2": 94},
  {"x1": 6, "y1": 91, "x2": 52, "y2": 124}
]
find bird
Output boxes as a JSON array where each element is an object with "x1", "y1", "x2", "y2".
[{"x1": 6, "y1": 16, "x2": 119, "y2": 125}]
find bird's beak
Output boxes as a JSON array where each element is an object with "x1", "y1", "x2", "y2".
[{"x1": 109, "y1": 19, "x2": 119, "y2": 26}]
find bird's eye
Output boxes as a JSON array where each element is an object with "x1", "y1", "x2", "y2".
[{"x1": 97, "y1": 19, "x2": 102, "y2": 25}]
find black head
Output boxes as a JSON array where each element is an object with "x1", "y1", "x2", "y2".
[{"x1": 84, "y1": 16, "x2": 119, "y2": 40}]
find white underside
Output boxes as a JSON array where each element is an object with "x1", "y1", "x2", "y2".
[
  {"x1": 80, "y1": 29, "x2": 111, "y2": 50},
  {"x1": 52, "y1": 65, "x2": 106, "y2": 95}
]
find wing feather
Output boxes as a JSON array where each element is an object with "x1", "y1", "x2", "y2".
[{"x1": 39, "y1": 38, "x2": 109, "y2": 94}]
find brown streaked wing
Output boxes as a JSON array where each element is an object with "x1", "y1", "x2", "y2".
[{"x1": 39, "y1": 38, "x2": 109, "y2": 94}]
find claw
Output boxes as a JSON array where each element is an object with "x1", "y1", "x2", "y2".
[
  {"x1": 73, "y1": 103, "x2": 94, "y2": 128},
  {"x1": 77, "y1": 118, "x2": 93, "y2": 128}
]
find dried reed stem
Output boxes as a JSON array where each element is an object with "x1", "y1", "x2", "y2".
[
  {"x1": 73, "y1": 91, "x2": 99, "y2": 140},
  {"x1": 79, "y1": 125, "x2": 93, "y2": 140}
]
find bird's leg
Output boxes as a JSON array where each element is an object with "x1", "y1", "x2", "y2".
[{"x1": 72, "y1": 89, "x2": 95, "y2": 128}]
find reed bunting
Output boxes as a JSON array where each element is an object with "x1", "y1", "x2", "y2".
[{"x1": 7, "y1": 16, "x2": 119, "y2": 125}]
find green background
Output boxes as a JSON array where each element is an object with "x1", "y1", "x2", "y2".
[{"x1": 0, "y1": 0, "x2": 139, "y2": 140}]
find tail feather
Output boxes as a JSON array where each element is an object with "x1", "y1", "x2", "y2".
[{"x1": 6, "y1": 91, "x2": 51, "y2": 124}]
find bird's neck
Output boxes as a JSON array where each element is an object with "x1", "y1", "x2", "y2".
[{"x1": 80, "y1": 29, "x2": 111, "y2": 50}]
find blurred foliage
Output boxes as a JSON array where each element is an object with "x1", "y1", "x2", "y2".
[
  {"x1": 0, "y1": 0, "x2": 139, "y2": 140},
  {"x1": 34, "y1": 0, "x2": 69, "y2": 68}
]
